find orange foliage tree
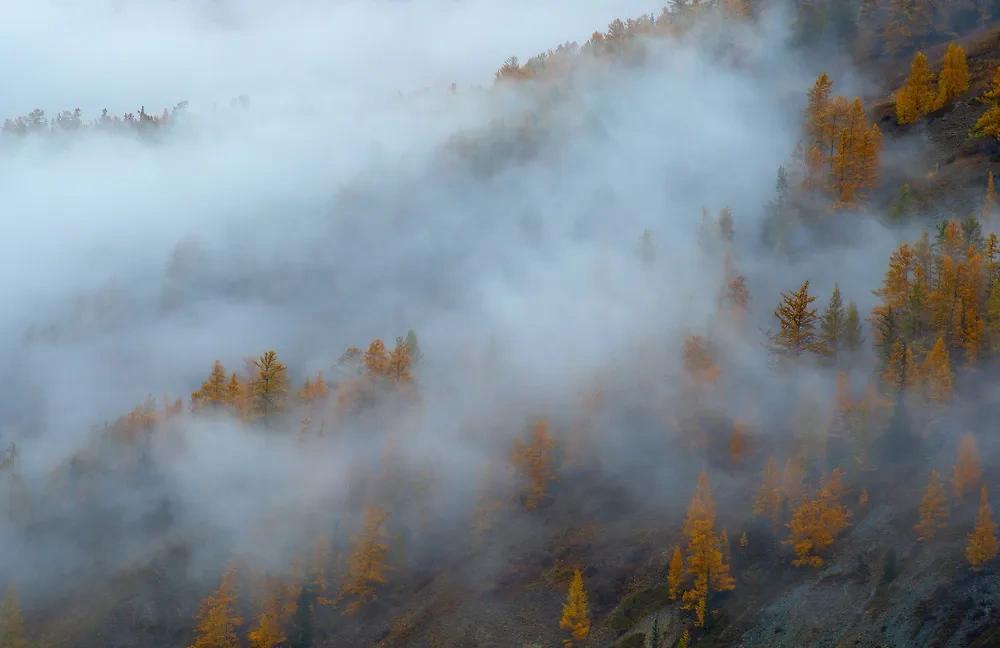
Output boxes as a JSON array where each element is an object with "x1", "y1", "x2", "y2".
[
  {"x1": 952, "y1": 432, "x2": 982, "y2": 499},
  {"x1": 188, "y1": 565, "x2": 242, "y2": 648},
  {"x1": 680, "y1": 471, "x2": 735, "y2": 628},
  {"x1": 915, "y1": 469, "x2": 950, "y2": 541},
  {"x1": 510, "y1": 418, "x2": 557, "y2": 510},
  {"x1": 785, "y1": 469, "x2": 851, "y2": 567},
  {"x1": 967, "y1": 485, "x2": 998, "y2": 572}
]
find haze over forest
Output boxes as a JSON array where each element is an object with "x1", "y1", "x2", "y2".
[{"x1": 5, "y1": 0, "x2": 1000, "y2": 646}]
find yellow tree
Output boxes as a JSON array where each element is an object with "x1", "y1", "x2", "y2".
[
  {"x1": 785, "y1": 469, "x2": 851, "y2": 567},
  {"x1": 340, "y1": 507, "x2": 391, "y2": 615},
  {"x1": 250, "y1": 350, "x2": 287, "y2": 425},
  {"x1": 247, "y1": 586, "x2": 287, "y2": 648},
  {"x1": 188, "y1": 565, "x2": 242, "y2": 648},
  {"x1": 967, "y1": 485, "x2": 999, "y2": 572},
  {"x1": 769, "y1": 280, "x2": 831, "y2": 359},
  {"x1": 937, "y1": 42, "x2": 970, "y2": 105},
  {"x1": 753, "y1": 455, "x2": 783, "y2": 525},
  {"x1": 953, "y1": 432, "x2": 982, "y2": 499},
  {"x1": 0, "y1": 585, "x2": 28, "y2": 648},
  {"x1": 192, "y1": 360, "x2": 230, "y2": 411},
  {"x1": 559, "y1": 567, "x2": 591, "y2": 645},
  {"x1": 896, "y1": 51, "x2": 936, "y2": 124},
  {"x1": 510, "y1": 418, "x2": 557, "y2": 510},
  {"x1": 921, "y1": 337, "x2": 953, "y2": 404},
  {"x1": 914, "y1": 469, "x2": 950, "y2": 541},
  {"x1": 667, "y1": 546, "x2": 684, "y2": 600},
  {"x1": 973, "y1": 65, "x2": 1000, "y2": 140},
  {"x1": 881, "y1": 338, "x2": 919, "y2": 396},
  {"x1": 681, "y1": 471, "x2": 735, "y2": 628},
  {"x1": 682, "y1": 335, "x2": 721, "y2": 387}
]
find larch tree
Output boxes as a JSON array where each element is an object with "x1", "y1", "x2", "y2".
[
  {"x1": 821, "y1": 284, "x2": 846, "y2": 355},
  {"x1": 681, "y1": 471, "x2": 735, "y2": 628},
  {"x1": 782, "y1": 455, "x2": 807, "y2": 509},
  {"x1": 682, "y1": 335, "x2": 721, "y2": 387},
  {"x1": 250, "y1": 350, "x2": 287, "y2": 426},
  {"x1": 922, "y1": 337, "x2": 953, "y2": 404},
  {"x1": 0, "y1": 585, "x2": 28, "y2": 648},
  {"x1": 191, "y1": 360, "x2": 229, "y2": 411},
  {"x1": 769, "y1": 280, "x2": 832, "y2": 360},
  {"x1": 967, "y1": 485, "x2": 999, "y2": 572},
  {"x1": 952, "y1": 432, "x2": 983, "y2": 500},
  {"x1": 785, "y1": 468, "x2": 851, "y2": 567},
  {"x1": 896, "y1": 51, "x2": 936, "y2": 124},
  {"x1": 915, "y1": 469, "x2": 950, "y2": 541},
  {"x1": 972, "y1": 65, "x2": 1000, "y2": 140},
  {"x1": 881, "y1": 338, "x2": 919, "y2": 396},
  {"x1": 559, "y1": 567, "x2": 591, "y2": 645},
  {"x1": 753, "y1": 455, "x2": 783, "y2": 525},
  {"x1": 247, "y1": 587, "x2": 287, "y2": 648},
  {"x1": 340, "y1": 507, "x2": 391, "y2": 615},
  {"x1": 404, "y1": 329, "x2": 424, "y2": 366},
  {"x1": 188, "y1": 565, "x2": 242, "y2": 648},
  {"x1": 668, "y1": 546, "x2": 684, "y2": 600},
  {"x1": 510, "y1": 418, "x2": 557, "y2": 510},
  {"x1": 937, "y1": 42, "x2": 970, "y2": 105}
]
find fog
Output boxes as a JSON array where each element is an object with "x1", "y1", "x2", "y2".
[{"x1": 0, "y1": 0, "x2": 936, "y2": 641}]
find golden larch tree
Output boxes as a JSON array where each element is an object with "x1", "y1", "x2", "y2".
[
  {"x1": 967, "y1": 485, "x2": 999, "y2": 572},
  {"x1": 247, "y1": 585, "x2": 287, "y2": 648},
  {"x1": 188, "y1": 565, "x2": 242, "y2": 648},
  {"x1": 973, "y1": 65, "x2": 1000, "y2": 140},
  {"x1": 921, "y1": 337, "x2": 953, "y2": 404},
  {"x1": 896, "y1": 51, "x2": 936, "y2": 124},
  {"x1": 937, "y1": 42, "x2": 970, "y2": 105},
  {"x1": 192, "y1": 360, "x2": 229, "y2": 411},
  {"x1": 0, "y1": 585, "x2": 28, "y2": 648},
  {"x1": 769, "y1": 280, "x2": 831, "y2": 359},
  {"x1": 250, "y1": 350, "x2": 287, "y2": 425},
  {"x1": 682, "y1": 335, "x2": 721, "y2": 387},
  {"x1": 681, "y1": 471, "x2": 735, "y2": 628},
  {"x1": 729, "y1": 421, "x2": 750, "y2": 467},
  {"x1": 668, "y1": 546, "x2": 684, "y2": 600},
  {"x1": 782, "y1": 455, "x2": 807, "y2": 509},
  {"x1": 340, "y1": 507, "x2": 391, "y2": 615},
  {"x1": 753, "y1": 455, "x2": 783, "y2": 525},
  {"x1": 559, "y1": 567, "x2": 591, "y2": 645},
  {"x1": 510, "y1": 418, "x2": 557, "y2": 510},
  {"x1": 881, "y1": 338, "x2": 919, "y2": 396},
  {"x1": 915, "y1": 469, "x2": 950, "y2": 541},
  {"x1": 953, "y1": 432, "x2": 983, "y2": 499},
  {"x1": 785, "y1": 469, "x2": 851, "y2": 567}
]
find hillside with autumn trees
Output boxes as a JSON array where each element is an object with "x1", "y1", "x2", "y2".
[{"x1": 14, "y1": 0, "x2": 1000, "y2": 647}]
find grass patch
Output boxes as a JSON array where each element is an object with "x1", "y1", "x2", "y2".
[{"x1": 602, "y1": 583, "x2": 673, "y2": 636}]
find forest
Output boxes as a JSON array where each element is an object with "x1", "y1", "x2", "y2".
[{"x1": 8, "y1": 0, "x2": 1000, "y2": 646}]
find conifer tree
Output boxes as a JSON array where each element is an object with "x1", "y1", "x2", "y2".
[
  {"x1": 896, "y1": 52, "x2": 936, "y2": 124},
  {"x1": 922, "y1": 337, "x2": 953, "y2": 404},
  {"x1": 667, "y1": 546, "x2": 684, "y2": 601},
  {"x1": 843, "y1": 300, "x2": 864, "y2": 354},
  {"x1": 248, "y1": 590, "x2": 287, "y2": 648},
  {"x1": 753, "y1": 456, "x2": 783, "y2": 525},
  {"x1": 0, "y1": 585, "x2": 28, "y2": 648},
  {"x1": 250, "y1": 350, "x2": 287, "y2": 425},
  {"x1": 967, "y1": 485, "x2": 998, "y2": 572},
  {"x1": 559, "y1": 567, "x2": 591, "y2": 645},
  {"x1": 881, "y1": 338, "x2": 919, "y2": 396},
  {"x1": 189, "y1": 566, "x2": 242, "y2": 648},
  {"x1": 681, "y1": 471, "x2": 734, "y2": 627},
  {"x1": 785, "y1": 469, "x2": 851, "y2": 567},
  {"x1": 915, "y1": 469, "x2": 949, "y2": 541},
  {"x1": 953, "y1": 432, "x2": 982, "y2": 499},
  {"x1": 341, "y1": 507, "x2": 391, "y2": 615},
  {"x1": 683, "y1": 335, "x2": 721, "y2": 387},
  {"x1": 821, "y1": 284, "x2": 846, "y2": 355},
  {"x1": 937, "y1": 42, "x2": 970, "y2": 105},
  {"x1": 192, "y1": 360, "x2": 229, "y2": 411},
  {"x1": 769, "y1": 280, "x2": 831, "y2": 359},
  {"x1": 973, "y1": 65, "x2": 1000, "y2": 140},
  {"x1": 510, "y1": 418, "x2": 557, "y2": 510},
  {"x1": 404, "y1": 329, "x2": 424, "y2": 366}
]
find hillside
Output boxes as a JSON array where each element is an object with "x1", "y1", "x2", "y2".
[{"x1": 10, "y1": 1, "x2": 1000, "y2": 648}]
